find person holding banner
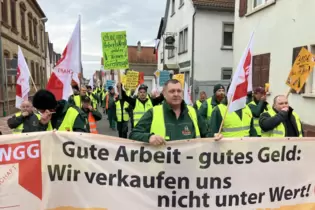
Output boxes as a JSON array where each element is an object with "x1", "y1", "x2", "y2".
[
  {"x1": 7, "y1": 100, "x2": 52, "y2": 133},
  {"x1": 129, "y1": 79, "x2": 210, "y2": 144},
  {"x1": 259, "y1": 95, "x2": 303, "y2": 137},
  {"x1": 248, "y1": 87, "x2": 272, "y2": 136},
  {"x1": 105, "y1": 86, "x2": 118, "y2": 130}
]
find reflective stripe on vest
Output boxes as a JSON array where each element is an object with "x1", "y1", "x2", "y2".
[
  {"x1": 133, "y1": 99, "x2": 153, "y2": 126},
  {"x1": 206, "y1": 97, "x2": 213, "y2": 119},
  {"x1": 217, "y1": 104, "x2": 252, "y2": 137},
  {"x1": 150, "y1": 105, "x2": 200, "y2": 140},
  {"x1": 58, "y1": 107, "x2": 81, "y2": 131},
  {"x1": 196, "y1": 100, "x2": 202, "y2": 110},
  {"x1": 261, "y1": 109, "x2": 303, "y2": 137},
  {"x1": 115, "y1": 101, "x2": 130, "y2": 122},
  {"x1": 249, "y1": 101, "x2": 272, "y2": 135},
  {"x1": 88, "y1": 112, "x2": 98, "y2": 134}
]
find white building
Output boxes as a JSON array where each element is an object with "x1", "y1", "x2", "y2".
[
  {"x1": 155, "y1": 0, "x2": 235, "y2": 98},
  {"x1": 233, "y1": 0, "x2": 315, "y2": 136}
]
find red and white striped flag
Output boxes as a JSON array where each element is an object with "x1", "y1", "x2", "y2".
[
  {"x1": 15, "y1": 46, "x2": 31, "y2": 108},
  {"x1": 227, "y1": 32, "x2": 254, "y2": 112},
  {"x1": 46, "y1": 18, "x2": 81, "y2": 100}
]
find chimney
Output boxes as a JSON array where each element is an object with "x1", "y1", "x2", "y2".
[{"x1": 137, "y1": 41, "x2": 141, "y2": 52}]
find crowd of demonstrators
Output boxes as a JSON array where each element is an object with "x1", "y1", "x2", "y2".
[{"x1": 4, "y1": 79, "x2": 304, "y2": 144}]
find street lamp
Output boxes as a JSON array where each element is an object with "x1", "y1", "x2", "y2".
[{"x1": 40, "y1": 17, "x2": 48, "y2": 88}]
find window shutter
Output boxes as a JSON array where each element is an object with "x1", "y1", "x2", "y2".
[
  {"x1": 291, "y1": 46, "x2": 307, "y2": 94},
  {"x1": 261, "y1": 53, "x2": 270, "y2": 88},
  {"x1": 239, "y1": 0, "x2": 247, "y2": 17},
  {"x1": 252, "y1": 55, "x2": 262, "y2": 88}
]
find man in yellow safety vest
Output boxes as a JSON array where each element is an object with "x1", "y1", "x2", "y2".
[
  {"x1": 129, "y1": 79, "x2": 211, "y2": 145},
  {"x1": 248, "y1": 87, "x2": 272, "y2": 136},
  {"x1": 118, "y1": 83, "x2": 164, "y2": 129},
  {"x1": 7, "y1": 100, "x2": 52, "y2": 133},
  {"x1": 259, "y1": 95, "x2": 303, "y2": 137},
  {"x1": 193, "y1": 91, "x2": 207, "y2": 111}
]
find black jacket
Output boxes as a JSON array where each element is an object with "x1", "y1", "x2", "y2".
[{"x1": 259, "y1": 107, "x2": 303, "y2": 137}]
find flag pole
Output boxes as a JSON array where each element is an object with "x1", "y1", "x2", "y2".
[
  {"x1": 79, "y1": 15, "x2": 83, "y2": 86},
  {"x1": 217, "y1": 32, "x2": 255, "y2": 136}
]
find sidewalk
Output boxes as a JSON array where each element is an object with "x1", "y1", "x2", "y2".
[{"x1": 0, "y1": 116, "x2": 12, "y2": 135}]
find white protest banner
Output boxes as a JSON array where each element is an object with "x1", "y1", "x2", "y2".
[{"x1": 1, "y1": 132, "x2": 315, "y2": 210}]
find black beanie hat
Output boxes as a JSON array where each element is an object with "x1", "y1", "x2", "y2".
[
  {"x1": 32, "y1": 89, "x2": 57, "y2": 110},
  {"x1": 213, "y1": 84, "x2": 225, "y2": 94}
]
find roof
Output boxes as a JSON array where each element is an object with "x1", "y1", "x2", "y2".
[
  {"x1": 128, "y1": 46, "x2": 157, "y2": 64},
  {"x1": 192, "y1": 0, "x2": 235, "y2": 10},
  {"x1": 101, "y1": 45, "x2": 157, "y2": 66}
]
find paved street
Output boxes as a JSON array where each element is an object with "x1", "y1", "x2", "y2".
[{"x1": 97, "y1": 112, "x2": 120, "y2": 137}]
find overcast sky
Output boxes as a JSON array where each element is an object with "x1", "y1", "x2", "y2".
[{"x1": 37, "y1": 0, "x2": 165, "y2": 79}]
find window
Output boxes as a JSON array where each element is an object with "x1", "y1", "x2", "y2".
[
  {"x1": 33, "y1": 18, "x2": 38, "y2": 46},
  {"x1": 252, "y1": 53, "x2": 270, "y2": 89},
  {"x1": 35, "y1": 63, "x2": 40, "y2": 84},
  {"x1": 1, "y1": 0, "x2": 8, "y2": 23},
  {"x1": 222, "y1": 23, "x2": 234, "y2": 49},
  {"x1": 40, "y1": 27, "x2": 44, "y2": 51},
  {"x1": 290, "y1": 46, "x2": 307, "y2": 94},
  {"x1": 10, "y1": 0, "x2": 17, "y2": 30},
  {"x1": 179, "y1": 28, "x2": 188, "y2": 54},
  {"x1": 221, "y1": 68, "x2": 233, "y2": 80},
  {"x1": 28, "y1": 13, "x2": 33, "y2": 44},
  {"x1": 30, "y1": 61, "x2": 35, "y2": 84},
  {"x1": 12, "y1": 54, "x2": 17, "y2": 84},
  {"x1": 20, "y1": 2, "x2": 26, "y2": 38},
  {"x1": 253, "y1": 0, "x2": 273, "y2": 8},
  {"x1": 3, "y1": 50, "x2": 13, "y2": 84},
  {"x1": 168, "y1": 49, "x2": 175, "y2": 59},
  {"x1": 171, "y1": 0, "x2": 175, "y2": 15}
]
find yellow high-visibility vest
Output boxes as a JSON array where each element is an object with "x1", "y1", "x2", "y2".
[
  {"x1": 58, "y1": 107, "x2": 87, "y2": 131},
  {"x1": 217, "y1": 104, "x2": 252, "y2": 137},
  {"x1": 249, "y1": 101, "x2": 272, "y2": 135},
  {"x1": 206, "y1": 97, "x2": 213, "y2": 119},
  {"x1": 261, "y1": 109, "x2": 303, "y2": 137},
  {"x1": 196, "y1": 100, "x2": 202, "y2": 110},
  {"x1": 115, "y1": 101, "x2": 130, "y2": 122},
  {"x1": 133, "y1": 99, "x2": 153, "y2": 126},
  {"x1": 150, "y1": 105, "x2": 200, "y2": 140},
  {"x1": 13, "y1": 112, "x2": 52, "y2": 134}
]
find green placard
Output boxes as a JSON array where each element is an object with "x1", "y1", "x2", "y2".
[{"x1": 101, "y1": 31, "x2": 129, "y2": 70}]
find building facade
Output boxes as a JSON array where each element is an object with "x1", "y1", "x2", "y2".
[
  {"x1": 155, "y1": 0, "x2": 235, "y2": 99},
  {"x1": 234, "y1": 0, "x2": 315, "y2": 136},
  {"x1": 0, "y1": 0, "x2": 47, "y2": 116},
  {"x1": 128, "y1": 41, "x2": 157, "y2": 93}
]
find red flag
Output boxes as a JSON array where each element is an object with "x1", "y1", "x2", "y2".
[
  {"x1": 138, "y1": 72, "x2": 144, "y2": 85},
  {"x1": 227, "y1": 33, "x2": 254, "y2": 112},
  {"x1": 46, "y1": 18, "x2": 81, "y2": 100}
]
